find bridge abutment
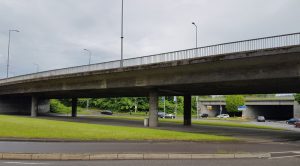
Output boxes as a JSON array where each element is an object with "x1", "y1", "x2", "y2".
[
  {"x1": 149, "y1": 90, "x2": 158, "y2": 127},
  {"x1": 293, "y1": 101, "x2": 300, "y2": 118},
  {"x1": 184, "y1": 95, "x2": 192, "y2": 126},
  {"x1": 72, "y1": 98, "x2": 78, "y2": 117}
]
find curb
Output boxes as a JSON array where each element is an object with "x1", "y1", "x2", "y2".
[{"x1": 0, "y1": 152, "x2": 271, "y2": 160}]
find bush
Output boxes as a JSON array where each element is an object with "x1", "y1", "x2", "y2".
[
  {"x1": 50, "y1": 99, "x2": 70, "y2": 114},
  {"x1": 225, "y1": 95, "x2": 245, "y2": 116},
  {"x1": 294, "y1": 94, "x2": 300, "y2": 104}
]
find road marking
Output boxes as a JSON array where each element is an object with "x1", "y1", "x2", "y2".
[{"x1": 3, "y1": 161, "x2": 49, "y2": 165}]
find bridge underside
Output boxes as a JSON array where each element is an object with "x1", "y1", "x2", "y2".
[{"x1": 1, "y1": 77, "x2": 300, "y2": 99}]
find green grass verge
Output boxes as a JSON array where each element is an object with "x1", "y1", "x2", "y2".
[{"x1": 0, "y1": 115, "x2": 235, "y2": 141}]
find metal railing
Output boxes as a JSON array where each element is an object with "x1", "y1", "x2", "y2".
[{"x1": 1, "y1": 32, "x2": 300, "y2": 84}]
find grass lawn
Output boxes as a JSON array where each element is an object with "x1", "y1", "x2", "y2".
[
  {"x1": 100, "y1": 115, "x2": 283, "y2": 130},
  {"x1": 0, "y1": 115, "x2": 235, "y2": 141}
]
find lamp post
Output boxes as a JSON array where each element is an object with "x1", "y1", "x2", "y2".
[
  {"x1": 83, "y1": 49, "x2": 92, "y2": 65},
  {"x1": 192, "y1": 22, "x2": 199, "y2": 119},
  {"x1": 33, "y1": 63, "x2": 39, "y2": 73},
  {"x1": 7, "y1": 29, "x2": 20, "y2": 78},
  {"x1": 192, "y1": 22, "x2": 198, "y2": 48},
  {"x1": 120, "y1": 0, "x2": 124, "y2": 67}
]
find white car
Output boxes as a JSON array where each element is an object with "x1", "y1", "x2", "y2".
[{"x1": 217, "y1": 114, "x2": 230, "y2": 118}]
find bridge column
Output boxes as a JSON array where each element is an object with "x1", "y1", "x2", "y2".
[
  {"x1": 149, "y1": 90, "x2": 158, "y2": 127},
  {"x1": 184, "y1": 94, "x2": 192, "y2": 126},
  {"x1": 294, "y1": 101, "x2": 300, "y2": 118},
  {"x1": 31, "y1": 96, "x2": 38, "y2": 117},
  {"x1": 72, "y1": 98, "x2": 78, "y2": 117}
]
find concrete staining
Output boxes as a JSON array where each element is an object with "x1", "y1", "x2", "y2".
[
  {"x1": 0, "y1": 46, "x2": 300, "y2": 126},
  {"x1": 198, "y1": 99, "x2": 299, "y2": 119}
]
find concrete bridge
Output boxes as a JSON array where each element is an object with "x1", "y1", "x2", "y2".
[
  {"x1": 0, "y1": 33, "x2": 300, "y2": 127},
  {"x1": 198, "y1": 98, "x2": 298, "y2": 120}
]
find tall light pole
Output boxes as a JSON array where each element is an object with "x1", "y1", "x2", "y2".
[
  {"x1": 192, "y1": 22, "x2": 198, "y2": 48},
  {"x1": 7, "y1": 29, "x2": 20, "y2": 78},
  {"x1": 192, "y1": 22, "x2": 199, "y2": 119},
  {"x1": 83, "y1": 49, "x2": 92, "y2": 65},
  {"x1": 33, "y1": 63, "x2": 39, "y2": 73},
  {"x1": 120, "y1": 0, "x2": 124, "y2": 67}
]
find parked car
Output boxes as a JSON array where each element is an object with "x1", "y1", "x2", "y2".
[
  {"x1": 200, "y1": 113, "x2": 209, "y2": 118},
  {"x1": 295, "y1": 122, "x2": 300, "y2": 128},
  {"x1": 158, "y1": 112, "x2": 165, "y2": 118},
  {"x1": 257, "y1": 116, "x2": 265, "y2": 122},
  {"x1": 101, "y1": 110, "x2": 113, "y2": 115},
  {"x1": 165, "y1": 113, "x2": 176, "y2": 119},
  {"x1": 217, "y1": 114, "x2": 230, "y2": 118},
  {"x1": 286, "y1": 118, "x2": 300, "y2": 125}
]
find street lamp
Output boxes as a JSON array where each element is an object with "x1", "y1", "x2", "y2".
[
  {"x1": 33, "y1": 63, "x2": 39, "y2": 73},
  {"x1": 7, "y1": 29, "x2": 20, "y2": 78},
  {"x1": 192, "y1": 22, "x2": 198, "y2": 48},
  {"x1": 192, "y1": 22, "x2": 199, "y2": 118},
  {"x1": 120, "y1": 0, "x2": 124, "y2": 67},
  {"x1": 83, "y1": 49, "x2": 92, "y2": 65}
]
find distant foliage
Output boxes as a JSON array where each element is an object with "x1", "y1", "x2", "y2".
[
  {"x1": 49, "y1": 96, "x2": 201, "y2": 115},
  {"x1": 50, "y1": 99, "x2": 70, "y2": 114},
  {"x1": 294, "y1": 94, "x2": 300, "y2": 104},
  {"x1": 225, "y1": 95, "x2": 245, "y2": 116}
]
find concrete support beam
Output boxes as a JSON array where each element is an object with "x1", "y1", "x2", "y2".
[
  {"x1": 149, "y1": 90, "x2": 158, "y2": 127},
  {"x1": 184, "y1": 94, "x2": 192, "y2": 126},
  {"x1": 294, "y1": 101, "x2": 300, "y2": 118},
  {"x1": 31, "y1": 96, "x2": 38, "y2": 117},
  {"x1": 72, "y1": 98, "x2": 78, "y2": 117}
]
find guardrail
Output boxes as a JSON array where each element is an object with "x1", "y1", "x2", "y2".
[{"x1": 1, "y1": 32, "x2": 300, "y2": 84}]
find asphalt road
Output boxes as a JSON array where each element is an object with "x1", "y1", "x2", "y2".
[{"x1": 1, "y1": 158, "x2": 300, "y2": 166}]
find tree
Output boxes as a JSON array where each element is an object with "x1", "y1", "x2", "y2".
[
  {"x1": 294, "y1": 94, "x2": 300, "y2": 104},
  {"x1": 225, "y1": 95, "x2": 245, "y2": 116}
]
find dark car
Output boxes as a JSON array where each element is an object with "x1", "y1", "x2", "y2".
[
  {"x1": 295, "y1": 122, "x2": 300, "y2": 128},
  {"x1": 200, "y1": 113, "x2": 209, "y2": 118},
  {"x1": 257, "y1": 116, "x2": 265, "y2": 122},
  {"x1": 101, "y1": 110, "x2": 113, "y2": 115},
  {"x1": 286, "y1": 118, "x2": 300, "y2": 125}
]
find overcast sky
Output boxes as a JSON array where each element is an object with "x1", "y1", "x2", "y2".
[{"x1": 0, "y1": 0, "x2": 299, "y2": 78}]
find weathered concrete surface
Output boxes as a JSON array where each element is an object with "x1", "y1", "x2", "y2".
[
  {"x1": 199, "y1": 99, "x2": 295, "y2": 119},
  {"x1": 0, "y1": 97, "x2": 49, "y2": 115},
  {"x1": 71, "y1": 98, "x2": 77, "y2": 117},
  {"x1": 0, "y1": 97, "x2": 31, "y2": 115},
  {"x1": 149, "y1": 90, "x2": 158, "y2": 127},
  {"x1": 184, "y1": 95, "x2": 191, "y2": 126},
  {"x1": 199, "y1": 99, "x2": 295, "y2": 106},
  {"x1": 294, "y1": 101, "x2": 300, "y2": 118},
  {"x1": 31, "y1": 96, "x2": 38, "y2": 117},
  {"x1": 0, "y1": 46, "x2": 300, "y2": 98}
]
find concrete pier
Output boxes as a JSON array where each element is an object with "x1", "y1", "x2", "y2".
[
  {"x1": 294, "y1": 101, "x2": 300, "y2": 118},
  {"x1": 31, "y1": 96, "x2": 38, "y2": 117},
  {"x1": 149, "y1": 90, "x2": 158, "y2": 127},
  {"x1": 72, "y1": 98, "x2": 78, "y2": 117},
  {"x1": 184, "y1": 95, "x2": 191, "y2": 126}
]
